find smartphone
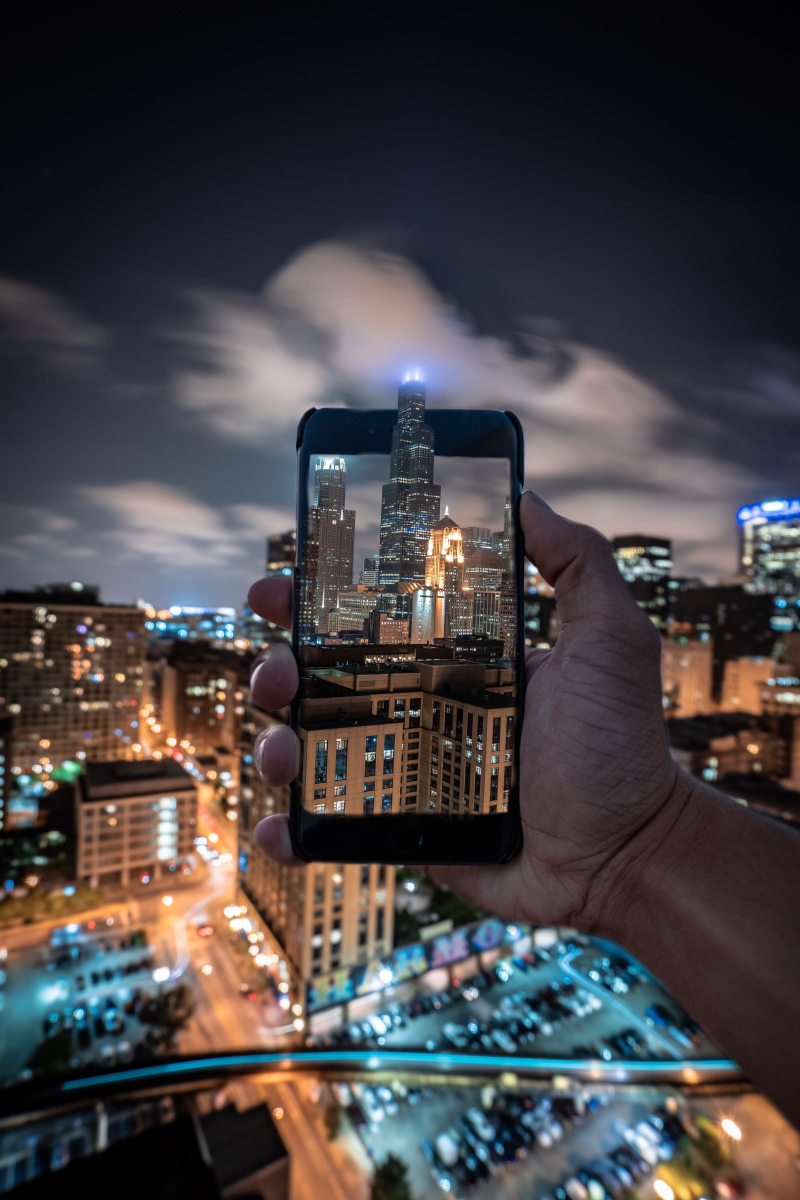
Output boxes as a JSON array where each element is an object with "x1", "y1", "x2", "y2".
[{"x1": 289, "y1": 377, "x2": 525, "y2": 864}]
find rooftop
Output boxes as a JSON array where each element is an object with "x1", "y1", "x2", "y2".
[{"x1": 82, "y1": 759, "x2": 196, "y2": 800}]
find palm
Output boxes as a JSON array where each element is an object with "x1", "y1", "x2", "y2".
[{"x1": 513, "y1": 615, "x2": 675, "y2": 927}]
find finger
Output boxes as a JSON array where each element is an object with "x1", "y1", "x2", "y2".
[
  {"x1": 519, "y1": 489, "x2": 641, "y2": 627},
  {"x1": 254, "y1": 813, "x2": 304, "y2": 866},
  {"x1": 247, "y1": 576, "x2": 293, "y2": 628},
  {"x1": 423, "y1": 861, "x2": 523, "y2": 922},
  {"x1": 254, "y1": 724, "x2": 300, "y2": 785},
  {"x1": 250, "y1": 643, "x2": 299, "y2": 712}
]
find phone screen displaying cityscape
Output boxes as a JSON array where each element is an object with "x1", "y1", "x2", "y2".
[{"x1": 296, "y1": 381, "x2": 519, "y2": 818}]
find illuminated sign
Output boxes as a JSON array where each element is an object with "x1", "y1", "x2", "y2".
[
  {"x1": 737, "y1": 498, "x2": 800, "y2": 524},
  {"x1": 306, "y1": 915, "x2": 525, "y2": 1012}
]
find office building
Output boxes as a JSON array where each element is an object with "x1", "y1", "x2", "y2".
[
  {"x1": 612, "y1": 534, "x2": 673, "y2": 629},
  {"x1": 661, "y1": 638, "x2": 714, "y2": 717},
  {"x1": 157, "y1": 641, "x2": 248, "y2": 761},
  {"x1": 667, "y1": 712, "x2": 788, "y2": 783},
  {"x1": 238, "y1": 703, "x2": 395, "y2": 988},
  {"x1": 738, "y1": 497, "x2": 800, "y2": 598},
  {"x1": 360, "y1": 555, "x2": 380, "y2": 586},
  {"x1": 307, "y1": 458, "x2": 356, "y2": 623},
  {"x1": 76, "y1": 759, "x2": 196, "y2": 887},
  {"x1": 378, "y1": 376, "x2": 441, "y2": 585},
  {"x1": 0, "y1": 585, "x2": 146, "y2": 799}
]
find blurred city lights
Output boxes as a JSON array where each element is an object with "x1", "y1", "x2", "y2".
[
  {"x1": 720, "y1": 1117, "x2": 743, "y2": 1141},
  {"x1": 653, "y1": 1182, "x2": 674, "y2": 1200},
  {"x1": 161, "y1": 895, "x2": 174, "y2": 907}
]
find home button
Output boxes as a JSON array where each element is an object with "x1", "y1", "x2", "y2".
[{"x1": 392, "y1": 828, "x2": 423, "y2": 856}]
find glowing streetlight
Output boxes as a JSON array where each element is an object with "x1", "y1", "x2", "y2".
[{"x1": 720, "y1": 1117, "x2": 742, "y2": 1141}]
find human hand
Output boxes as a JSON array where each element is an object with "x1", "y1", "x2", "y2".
[{"x1": 247, "y1": 490, "x2": 687, "y2": 936}]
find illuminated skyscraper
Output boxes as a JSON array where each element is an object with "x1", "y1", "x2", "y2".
[
  {"x1": 312, "y1": 457, "x2": 356, "y2": 621},
  {"x1": 612, "y1": 534, "x2": 673, "y2": 629},
  {"x1": 378, "y1": 376, "x2": 441, "y2": 586}
]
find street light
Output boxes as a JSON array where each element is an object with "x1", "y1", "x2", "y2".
[{"x1": 720, "y1": 1117, "x2": 742, "y2": 1142}]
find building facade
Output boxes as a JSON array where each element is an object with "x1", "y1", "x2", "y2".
[
  {"x1": 76, "y1": 759, "x2": 197, "y2": 887},
  {"x1": 0, "y1": 586, "x2": 146, "y2": 802}
]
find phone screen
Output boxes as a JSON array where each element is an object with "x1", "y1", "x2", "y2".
[{"x1": 296, "y1": 382, "x2": 519, "y2": 821}]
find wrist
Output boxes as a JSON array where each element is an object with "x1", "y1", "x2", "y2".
[{"x1": 580, "y1": 764, "x2": 710, "y2": 944}]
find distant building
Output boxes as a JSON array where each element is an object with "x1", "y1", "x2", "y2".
[
  {"x1": 667, "y1": 712, "x2": 789, "y2": 783},
  {"x1": 157, "y1": 641, "x2": 248, "y2": 761},
  {"x1": 671, "y1": 584, "x2": 776, "y2": 698},
  {"x1": 266, "y1": 530, "x2": 296, "y2": 576},
  {"x1": 738, "y1": 498, "x2": 800, "y2": 613},
  {"x1": 77, "y1": 759, "x2": 197, "y2": 888},
  {"x1": 0, "y1": 714, "x2": 12, "y2": 827},
  {"x1": 0, "y1": 585, "x2": 146, "y2": 807},
  {"x1": 612, "y1": 534, "x2": 673, "y2": 629},
  {"x1": 720, "y1": 655, "x2": 785, "y2": 715},
  {"x1": 461, "y1": 526, "x2": 494, "y2": 556},
  {"x1": 369, "y1": 612, "x2": 411, "y2": 644},
  {"x1": 378, "y1": 377, "x2": 441, "y2": 586},
  {"x1": 661, "y1": 639, "x2": 714, "y2": 717}
]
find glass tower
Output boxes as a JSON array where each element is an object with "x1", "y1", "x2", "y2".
[{"x1": 378, "y1": 377, "x2": 442, "y2": 586}]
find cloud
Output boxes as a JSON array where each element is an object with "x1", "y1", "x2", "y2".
[
  {"x1": 0, "y1": 276, "x2": 107, "y2": 369},
  {"x1": 78, "y1": 481, "x2": 295, "y2": 572},
  {"x1": 167, "y1": 241, "x2": 760, "y2": 580}
]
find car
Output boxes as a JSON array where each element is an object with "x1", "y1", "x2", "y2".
[
  {"x1": 196, "y1": 924, "x2": 214, "y2": 937},
  {"x1": 645, "y1": 1003, "x2": 675, "y2": 1027},
  {"x1": 577, "y1": 1168, "x2": 608, "y2": 1199},
  {"x1": 375, "y1": 1085, "x2": 398, "y2": 1115},
  {"x1": 434, "y1": 1131, "x2": 460, "y2": 1167},
  {"x1": 359, "y1": 1087, "x2": 384, "y2": 1126},
  {"x1": 564, "y1": 1178, "x2": 590, "y2": 1200},
  {"x1": 490, "y1": 1028, "x2": 517, "y2": 1054},
  {"x1": 465, "y1": 1106, "x2": 495, "y2": 1141}
]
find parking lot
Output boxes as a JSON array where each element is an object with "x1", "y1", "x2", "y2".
[
  {"x1": 340, "y1": 1082, "x2": 670, "y2": 1200},
  {"x1": 321, "y1": 938, "x2": 720, "y2": 1065},
  {"x1": 0, "y1": 919, "x2": 170, "y2": 1082}
]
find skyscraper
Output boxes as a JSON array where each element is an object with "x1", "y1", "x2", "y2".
[
  {"x1": 378, "y1": 376, "x2": 441, "y2": 586},
  {"x1": 738, "y1": 498, "x2": 800, "y2": 632},
  {"x1": 613, "y1": 534, "x2": 673, "y2": 629},
  {"x1": 312, "y1": 457, "x2": 356, "y2": 621}
]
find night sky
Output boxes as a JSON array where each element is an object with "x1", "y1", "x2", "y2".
[{"x1": 1, "y1": 10, "x2": 798, "y2": 606}]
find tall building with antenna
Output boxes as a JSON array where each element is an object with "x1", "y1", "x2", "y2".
[{"x1": 378, "y1": 373, "x2": 442, "y2": 586}]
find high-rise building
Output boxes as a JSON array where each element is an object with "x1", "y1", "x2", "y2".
[
  {"x1": 720, "y1": 655, "x2": 785, "y2": 716},
  {"x1": 0, "y1": 585, "x2": 146, "y2": 798},
  {"x1": 310, "y1": 458, "x2": 356, "y2": 621},
  {"x1": 738, "y1": 497, "x2": 800, "y2": 632},
  {"x1": 461, "y1": 527, "x2": 494, "y2": 556},
  {"x1": 360, "y1": 555, "x2": 380, "y2": 587},
  {"x1": 0, "y1": 714, "x2": 12, "y2": 828},
  {"x1": 76, "y1": 759, "x2": 197, "y2": 888},
  {"x1": 157, "y1": 641, "x2": 248, "y2": 762},
  {"x1": 424, "y1": 513, "x2": 472, "y2": 638},
  {"x1": 612, "y1": 535, "x2": 673, "y2": 629},
  {"x1": 378, "y1": 377, "x2": 441, "y2": 586},
  {"x1": 142, "y1": 606, "x2": 239, "y2": 646},
  {"x1": 238, "y1": 703, "x2": 395, "y2": 992}
]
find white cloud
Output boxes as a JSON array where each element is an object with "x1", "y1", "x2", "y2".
[
  {"x1": 167, "y1": 241, "x2": 758, "y2": 580},
  {"x1": 0, "y1": 277, "x2": 106, "y2": 368},
  {"x1": 77, "y1": 481, "x2": 294, "y2": 572}
]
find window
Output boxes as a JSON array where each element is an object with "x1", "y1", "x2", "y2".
[
  {"x1": 466, "y1": 711, "x2": 473, "y2": 743},
  {"x1": 363, "y1": 795, "x2": 375, "y2": 813},
  {"x1": 313, "y1": 803, "x2": 326, "y2": 813},
  {"x1": 383, "y1": 732, "x2": 395, "y2": 773},
  {"x1": 335, "y1": 736, "x2": 348, "y2": 780},
  {"x1": 432, "y1": 700, "x2": 441, "y2": 730},
  {"x1": 394, "y1": 698, "x2": 405, "y2": 719},
  {"x1": 409, "y1": 697, "x2": 421, "y2": 728},
  {"x1": 505, "y1": 713, "x2": 514, "y2": 749},
  {"x1": 364, "y1": 733, "x2": 377, "y2": 776},
  {"x1": 333, "y1": 799, "x2": 345, "y2": 813},
  {"x1": 474, "y1": 765, "x2": 482, "y2": 799},
  {"x1": 314, "y1": 739, "x2": 328, "y2": 783},
  {"x1": 333, "y1": 784, "x2": 346, "y2": 796},
  {"x1": 455, "y1": 707, "x2": 463, "y2": 741},
  {"x1": 313, "y1": 787, "x2": 326, "y2": 799},
  {"x1": 381, "y1": 793, "x2": 392, "y2": 812},
  {"x1": 444, "y1": 704, "x2": 453, "y2": 736},
  {"x1": 476, "y1": 714, "x2": 484, "y2": 743},
  {"x1": 492, "y1": 716, "x2": 501, "y2": 751}
]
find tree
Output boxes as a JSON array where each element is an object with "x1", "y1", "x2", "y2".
[
  {"x1": 139, "y1": 983, "x2": 195, "y2": 1050},
  {"x1": 323, "y1": 1101, "x2": 341, "y2": 1140},
  {"x1": 370, "y1": 1154, "x2": 413, "y2": 1200},
  {"x1": 27, "y1": 1030, "x2": 73, "y2": 1077}
]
